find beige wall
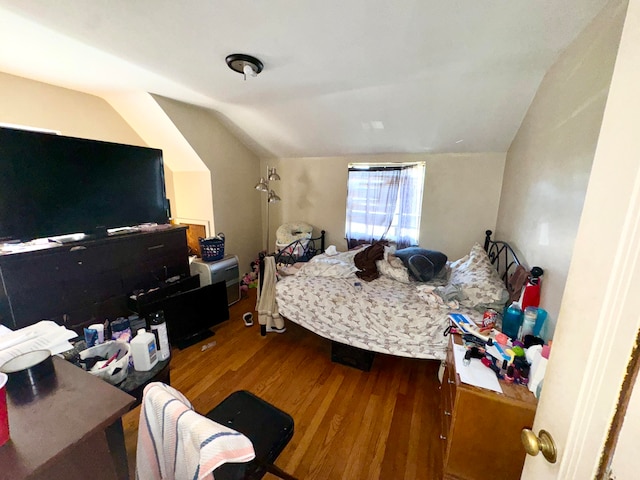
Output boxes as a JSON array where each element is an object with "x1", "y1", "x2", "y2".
[
  {"x1": 0, "y1": 71, "x2": 145, "y2": 145},
  {"x1": 0, "y1": 71, "x2": 183, "y2": 224},
  {"x1": 153, "y1": 96, "x2": 262, "y2": 275},
  {"x1": 496, "y1": 0, "x2": 625, "y2": 337},
  {"x1": 267, "y1": 152, "x2": 505, "y2": 261}
]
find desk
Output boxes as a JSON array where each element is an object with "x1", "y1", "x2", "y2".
[{"x1": 0, "y1": 357, "x2": 135, "y2": 480}]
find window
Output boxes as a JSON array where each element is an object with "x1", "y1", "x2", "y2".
[{"x1": 345, "y1": 162, "x2": 425, "y2": 249}]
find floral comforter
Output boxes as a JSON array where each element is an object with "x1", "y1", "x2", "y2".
[
  {"x1": 275, "y1": 271, "x2": 481, "y2": 360},
  {"x1": 275, "y1": 244, "x2": 507, "y2": 360}
]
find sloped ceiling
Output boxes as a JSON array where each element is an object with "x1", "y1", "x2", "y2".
[{"x1": 0, "y1": 0, "x2": 609, "y2": 158}]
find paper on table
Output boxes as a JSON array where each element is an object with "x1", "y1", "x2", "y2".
[
  {"x1": 0, "y1": 321, "x2": 77, "y2": 366},
  {"x1": 453, "y1": 343, "x2": 503, "y2": 394}
]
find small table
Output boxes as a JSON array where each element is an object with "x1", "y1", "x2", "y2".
[{"x1": 0, "y1": 357, "x2": 135, "y2": 480}]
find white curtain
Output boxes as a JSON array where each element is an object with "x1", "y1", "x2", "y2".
[
  {"x1": 345, "y1": 164, "x2": 422, "y2": 249},
  {"x1": 345, "y1": 168, "x2": 399, "y2": 248},
  {"x1": 395, "y1": 165, "x2": 423, "y2": 249}
]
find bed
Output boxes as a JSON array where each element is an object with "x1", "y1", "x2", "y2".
[{"x1": 264, "y1": 230, "x2": 533, "y2": 368}]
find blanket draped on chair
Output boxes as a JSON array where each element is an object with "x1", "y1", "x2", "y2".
[{"x1": 136, "y1": 382, "x2": 255, "y2": 480}]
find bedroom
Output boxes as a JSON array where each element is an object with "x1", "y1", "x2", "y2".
[{"x1": 0, "y1": 0, "x2": 639, "y2": 478}]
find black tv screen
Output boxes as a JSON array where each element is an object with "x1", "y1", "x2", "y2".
[
  {"x1": 141, "y1": 282, "x2": 230, "y2": 348},
  {"x1": 0, "y1": 127, "x2": 169, "y2": 242}
]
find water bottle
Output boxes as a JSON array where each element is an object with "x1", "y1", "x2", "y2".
[
  {"x1": 502, "y1": 302, "x2": 523, "y2": 340},
  {"x1": 521, "y1": 306, "x2": 537, "y2": 340},
  {"x1": 149, "y1": 310, "x2": 171, "y2": 361}
]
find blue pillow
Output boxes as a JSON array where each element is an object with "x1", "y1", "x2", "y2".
[{"x1": 395, "y1": 247, "x2": 447, "y2": 282}]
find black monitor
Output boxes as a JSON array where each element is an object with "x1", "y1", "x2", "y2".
[
  {"x1": 141, "y1": 282, "x2": 229, "y2": 349},
  {"x1": 0, "y1": 127, "x2": 169, "y2": 242}
]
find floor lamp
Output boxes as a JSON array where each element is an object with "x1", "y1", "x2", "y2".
[{"x1": 255, "y1": 166, "x2": 281, "y2": 252}]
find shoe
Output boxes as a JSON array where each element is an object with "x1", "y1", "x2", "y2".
[
  {"x1": 265, "y1": 325, "x2": 286, "y2": 334},
  {"x1": 242, "y1": 312, "x2": 253, "y2": 327}
]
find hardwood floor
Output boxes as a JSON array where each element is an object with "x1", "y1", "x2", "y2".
[{"x1": 123, "y1": 288, "x2": 445, "y2": 479}]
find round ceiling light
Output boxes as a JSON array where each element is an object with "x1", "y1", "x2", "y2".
[{"x1": 225, "y1": 54, "x2": 264, "y2": 78}]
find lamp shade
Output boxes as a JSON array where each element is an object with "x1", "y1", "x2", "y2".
[
  {"x1": 255, "y1": 178, "x2": 268, "y2": 192},
  {"x1": 268, "y1": 168, "x2": 281, "y2": 181},
  {"x1": 268, "y1": 190, "x2": 281, "y2": 202}
]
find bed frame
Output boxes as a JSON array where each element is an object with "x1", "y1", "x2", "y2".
[
  {"x1": 484, "y1": 229, "x2": 544, "y2": 293},
  {"x1": 260, "y1": 229, "x2": 541, "y2": 369},
  {"x1": 484, "y1": 229, "x2": 521, "y2": 286},
  {"x1": 273, "y1": 230, "x2": 326, "y2": 265}
]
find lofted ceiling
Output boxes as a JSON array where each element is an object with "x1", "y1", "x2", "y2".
[{"x1": 0, "y1": 0, "x2": 609, "y2": 158}]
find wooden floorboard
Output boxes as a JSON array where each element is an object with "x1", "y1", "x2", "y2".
[{"x1": 123, "y1": 288, "x2": 445, "y2": 479}]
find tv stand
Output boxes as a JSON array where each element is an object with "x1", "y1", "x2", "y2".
[
  {"x1": 0, "y1": 226, "x2": 191, "y2": 333},
  {"x1": 48, "y1": 233, "x2": 88, "y2": 244}
]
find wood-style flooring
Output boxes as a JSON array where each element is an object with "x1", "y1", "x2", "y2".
[{"x1": 123, "y1": 288, "x2": 445, "y2": 479}]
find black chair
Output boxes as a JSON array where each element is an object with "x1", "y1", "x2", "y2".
[{"x1": 207, "y1": 390, "x2": 297, "y2": 480}]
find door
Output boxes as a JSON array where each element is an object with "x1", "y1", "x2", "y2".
[{"x1": 521, "y1": 1, "x2": 640, "y2": 478}]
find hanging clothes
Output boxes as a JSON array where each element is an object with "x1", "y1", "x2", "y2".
[{"x1": 257, "y1": 256, "x2": 285, "y2": 331}]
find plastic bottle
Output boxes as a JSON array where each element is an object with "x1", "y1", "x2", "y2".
[
  {"x1": 149, "y1": 310, "x2": 171, "y2": 361},
  {"x1": 502, "y1": 302, "x2": 523, "y2": 340},
  {"x1": 521, "y1": 306, "x2": 537, "y2": 340},
  {"x1": 521, "y1": 267, "x2": 544, "y2": 310},
  {"x1": 130, "y1": 329, "x2": 158, "y2": 371}
]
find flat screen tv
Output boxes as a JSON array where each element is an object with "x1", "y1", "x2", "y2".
[
  {"x1": 0, "y1": 126, "x2": 169, "y2": 243},
  {"x1": 140, "y1": 282, "x2": 230, "y2": 349}
]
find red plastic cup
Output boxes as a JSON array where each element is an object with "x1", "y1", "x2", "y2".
[{"x1": 0, "y1": 372, "x2": 9, "y2": 447}]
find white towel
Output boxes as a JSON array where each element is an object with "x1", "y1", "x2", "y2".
[
  {"x1": 136, "y1": 382, "x2": 255, "y2": 480},
  {"x1": 257, "y1": 256, "x2": 285, "y2": 330}
]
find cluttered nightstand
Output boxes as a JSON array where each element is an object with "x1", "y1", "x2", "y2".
[{"x1": 440, "y1": 334, "x2": 538, "y2": 480}]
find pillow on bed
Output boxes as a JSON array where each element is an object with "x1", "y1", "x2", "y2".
[
  {"x1": 449, "y1": 243, "x2": 509, "y2": 310},
  {"x1": 394, "y1": 247, "x2": 448, "y2": 282}
]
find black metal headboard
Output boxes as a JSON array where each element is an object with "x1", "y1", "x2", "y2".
[
  {"x1": 484, "y1": 229, "x2": 544, "y2": 296},
  {"x1": 259, "y1": 229, "x2": 326, "y2": 289},
  {"x1": 483, "y1": 229, "x2": 521, "y2": 286},
  {"x1": 273, "y1": 230, "x2": 326, "y2": 266}
]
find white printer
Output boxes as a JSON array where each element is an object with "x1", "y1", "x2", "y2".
[{"x1": 189, "y1": 254, "x2": 240, "y2": 306}]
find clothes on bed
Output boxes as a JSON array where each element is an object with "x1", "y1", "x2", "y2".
[
  {"x1": 354, "y1": 241, "x2": 387, "y2": 281},
  {"x1": 415, "y1": 284, "x2": 460, "y2": 309},
  {"x1": 136, "y1": 382, "x2": 255, "y2": 480},
  {"x1": 257, "y1": 255, "x2": 286, "y2": 331}
]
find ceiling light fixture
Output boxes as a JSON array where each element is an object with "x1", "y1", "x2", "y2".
[{"x1": 226, "y1": 53, "x2": 264, "y2": 81}]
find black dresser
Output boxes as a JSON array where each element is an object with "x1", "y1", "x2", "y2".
[{"x1": 0, "y1": 226, "x2": 190, "y2": 333}]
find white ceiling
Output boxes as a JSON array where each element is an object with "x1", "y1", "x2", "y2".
[{"x1": 0, "y1": 0, "x2": 608, "y2": 158}]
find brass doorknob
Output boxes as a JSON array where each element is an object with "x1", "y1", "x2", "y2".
[{"x1": 521, "y1": 428, "x2": 557, "y2": 463}]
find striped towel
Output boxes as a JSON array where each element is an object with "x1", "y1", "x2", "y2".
[{"x1": 136, "y1": 382, "x2": 255, "y2": 480}]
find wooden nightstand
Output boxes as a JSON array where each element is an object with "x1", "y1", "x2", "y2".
[{"x1": 440, "y1": 334, "x2": 538, "y2": 480}]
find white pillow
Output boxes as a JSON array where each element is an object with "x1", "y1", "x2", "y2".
[{"x1": 449, "y1": 243, "x2": 508, "y2": 309}]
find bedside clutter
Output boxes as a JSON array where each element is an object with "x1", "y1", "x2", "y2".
[{"x1": 440, "y1": 332, "x2": 538, "y2": 480}]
